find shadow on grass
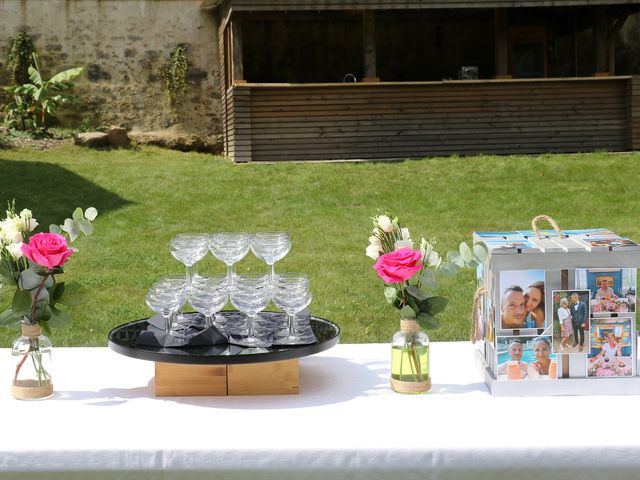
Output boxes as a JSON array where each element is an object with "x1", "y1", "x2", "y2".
[{"x1": 0, "y1": 159, "x2": 131, "y2": 224}]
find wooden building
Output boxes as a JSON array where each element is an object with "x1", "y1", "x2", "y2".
[{"x1": 204, "y1": 0, "x2": 640, "y2": 162}]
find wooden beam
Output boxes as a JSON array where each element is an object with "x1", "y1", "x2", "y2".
[
  {"x1": 631, "y1": 76, "x2": 640, "y2": 151},
  {"x1": 494, "y1": 8, "x2": 510, "y2": 79},
  {"x1": 594, "y1": 7, "x2": 609, "y2": 75},
  {"x1": 231, "y1": 18, "x2": 244, "y2": 83},
  {"x1": 362, "y1": 11, "x2": 378, "y2": 82}
]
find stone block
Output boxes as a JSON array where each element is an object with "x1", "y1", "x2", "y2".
[
  {"x1": 73, "y1": 132, "x2": 109, "y2": 148},
  {"x1": 107, "y1": 126, "x2": 131, "y2": 148}
]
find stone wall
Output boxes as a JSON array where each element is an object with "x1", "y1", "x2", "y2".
[{"x1": 0, "y1": 0, "x2": 221, "y2": 136}]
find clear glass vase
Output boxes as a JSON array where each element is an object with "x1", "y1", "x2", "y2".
[
  {"x1": 390, "y1": 319, "x2": 430, "y2": 394},
  {"x1": 11, "y1": 323, "x2": 54, "y2": 400}
]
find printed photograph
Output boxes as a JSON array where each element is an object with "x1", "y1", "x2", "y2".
[
  {"x1": 496, "y1": 336, "x2": 557, "y2": 381},
  {"x1": 551, "y1": 290, "x2": 590, "y2": 354},
  {"x1": 484, "y1": 238, "x2": 540, "y2": 255},
  {"x1": 588, "y1": 317, "x2": 634, "y2": 377},
  {"x1": 577, "y1": 236, "x2": 640, "y2": 251},
  {"x1": 499, "y1": 270, "x2": 546, "y2": 330},
  {"x1": 576, "y1": 268, "x2": 636, "y2": 314}
]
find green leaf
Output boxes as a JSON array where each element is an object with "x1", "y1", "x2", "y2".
[
  {"x1": 72, "y1": 207, "x2": 84, "y2": 221},
  {"x1": 0, "y1": 309, "x2": 21, "y2": 326},
  {"x1": 84, "y1": 207, "x2": 98, "y2": 221},
  {"x1": 400, "y1": 305, "x2": 416, "y2": 320},
  {"x1": 417, "y1": 312, "x2": 440, "y2": 330},
  {"x1": 49, "y1": 66, "x2": 83, "y2": 84},
  {"x1": 39, "y1": 320, "x2": 51, "y2": 336},
  {"x1": 383, "y1": 286, "x2": 397, "y2": 304},
  {"x1": 18, "y1": 267, "x2": 46, "y2": 290},
  {"x1": 57, "y1": 282, "x2": 89, "y2": 306},
  {"x1": 0, "y1": 284, "x2": 16, "y2": 310},
  {"x1": 33, "y1": 301, "x2": 51, "y2": 322},
  {"x1": 49, "y1": 306, "x2": 72, "y2": 329},
  {"x1": 49, "y1": 224, "x2": 62, "y2": 234},
  {"x1": 406, "y1": 285, "x2": 430, "y2": 301},
  {"x1": 61, "y1": 218, "x2": 80, "y2": 242},
  {"x1": 12, "y1": 289, "x2": 32, "y2": 316},
  {"x1": 421, "y1": 296, "x2": 449, "y2": 316},
  {"x1": 50, "y1": 282, "x2": 65, "y2": 305}
]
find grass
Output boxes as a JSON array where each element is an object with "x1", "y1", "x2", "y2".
[{"x1": 0, "y1": 145, "x2": 639, "y2": 347}]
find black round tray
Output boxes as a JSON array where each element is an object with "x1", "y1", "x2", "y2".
[{"x1": 108, "y1": 311, "x2": 340, "y2": 365}]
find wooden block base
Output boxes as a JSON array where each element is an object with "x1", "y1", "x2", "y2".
[{"x1": 154, "y1": 359, "x2": 299, "y2": 396}]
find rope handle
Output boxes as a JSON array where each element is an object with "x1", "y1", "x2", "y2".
[
  {"x1": 470, "y1": 286, "x2": 488, "y2": 344},
  {"x1": 531, "y1": 215, "x2": 566, "y2": 238}
]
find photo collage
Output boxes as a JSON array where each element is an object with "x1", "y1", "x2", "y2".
[{"x1": 483, "y1": 268, "x2": 636, "y2": 381}]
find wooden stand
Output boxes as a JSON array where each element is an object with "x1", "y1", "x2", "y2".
[{"x1": 154, "y1": 359, "x2": 299, "y2": 396}]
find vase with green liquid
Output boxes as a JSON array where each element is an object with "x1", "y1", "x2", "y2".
[{"x1": 390, "y1": 319, "x2": 430, "y2": 394}]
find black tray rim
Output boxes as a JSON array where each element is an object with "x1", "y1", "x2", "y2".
[{"x1": 108, "y1": 314, "x2": 341, "y2": 365}]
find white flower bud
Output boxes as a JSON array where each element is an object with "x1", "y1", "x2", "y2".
[
  {"x1": 377, "y1": 215, "x2": 393, "y2": 233},
  {"x1": 368, "y1": 235, "x2": 381, "y2": 246},
  {"x1": 394, "y1": 239, "x2": 414, "y2": 250}
]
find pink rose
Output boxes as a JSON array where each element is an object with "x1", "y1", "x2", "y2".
[
  {"x1": 21, "y1": 233, "x2": 74, "y2": 269},
  {"x1": 373, "y1": 248, "x2": 423, "y2": 283}
]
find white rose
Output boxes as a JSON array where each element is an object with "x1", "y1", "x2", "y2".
[
  {"x1": 400, "y1": 227, "x2": 411, "y2": 241},
  {"x1": 6, "y1": 242, "x2": 23, "y2": 259},
  {"x1": 365, "y1": 243, "x2": 380, "y2": 260},
  {"x1": 368, "y1": 235, "x2": 381, "y2": 247},
  {"x1": 394, "y1": 239, "x2": 414, "y2": 250},
  {"x1": 376, "y1": 215, "x2": 394, "y2": 233},
  {"x1": 0, "y1": 220, "x2": 23, "y2": 243}
]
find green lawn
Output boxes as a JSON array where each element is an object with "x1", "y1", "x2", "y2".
[{"x1": 0, "y1": 145, "x2": 639, "y2": 347}]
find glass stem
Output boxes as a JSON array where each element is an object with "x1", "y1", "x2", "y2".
[
  {"x1": 226, "y1": 264, "x2": 235, "y2": 291},
  {"x1": 247, "y1": 314, "x2": 256, "y2": 338},
  {"x1": 163, "y1": 313, "x2": 172, "y2": 333},
  {"x1": 205, "y1": 314, "x2": 214, "y2": 328},
  {"x1": 186, "y1": 265, "x2": 195, "y2": 286},
  {"x1": 269, "y1": 263, "x2": 276, "y2": 284},
  {"x1": 288, "y1": 313, "x2": 296, "y2": 336}
]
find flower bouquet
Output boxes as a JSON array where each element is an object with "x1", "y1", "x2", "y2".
[
  {"x1": 0, "y1": 202, "x2": 98, "y2": 399},
  {"x1": 366, "y1": 213, "x2": 486, "y2": 393}
]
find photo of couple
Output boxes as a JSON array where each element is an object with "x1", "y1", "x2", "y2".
[
  {"x1": 496, "y1": 336, "x2": 557, "y2": 381},
  {"x1": 499, "y1": 270, "x2": 546, "y2": 330},
  {"x1": 552, "y1": 290, "x2": 590, "y2": 354}
]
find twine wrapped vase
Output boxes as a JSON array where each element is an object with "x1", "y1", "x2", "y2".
[
  {"x1": 11, "y1": 323, "x2": 54, "y2": 400},
  {"x1": 390, "y1": 318, "x2": 431, "y2": 394}
]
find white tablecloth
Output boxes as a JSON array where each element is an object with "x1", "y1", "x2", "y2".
[{"x1": 1, "y1": 343, "x2": 640, "y2": 480}]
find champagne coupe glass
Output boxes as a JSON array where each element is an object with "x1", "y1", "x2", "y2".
[
  {"x1": 229, "y1": 274, "x2": 272, "y2": 347},
  {"x1": 250, "y1": 232, "x2": 291, "y2": 285},
  {"x1": 169, "y1": 233, "x2": 210, "y2": 286},
  {"x1": 188, "y1": 275, "x2": 229, "y2": 330},
  {"x1": 145, "y1": 287, "x2": 186, "y2": 334},
  {"x1": 208, "y1": 233, "x2": 252, "y2": 291},
  {"x1": 273, "y1": 285, "x2": 313, "y2": 345}
]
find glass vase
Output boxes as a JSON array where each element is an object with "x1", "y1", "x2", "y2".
[
  {"x1": 390, "y1": 319, "x2": 430, "y2": 394},
  {"x1": 10, "y1": 323, "x2": 54, "y2": 400}
]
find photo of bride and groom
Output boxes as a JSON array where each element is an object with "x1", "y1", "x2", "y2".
[
  {"x1": 552, "y1": 290, "x2": 590, "y2": 354},
  {"x1": 499, "y1": 270, "x2": 547, "y2": 331}
]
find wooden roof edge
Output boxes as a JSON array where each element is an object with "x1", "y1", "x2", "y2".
[
  {"x1": 203, "y1": 0, "x2": 640, "y2": 11},
  {"x1": 200, "y1": 0, "x2": 223, "y2": 10}
]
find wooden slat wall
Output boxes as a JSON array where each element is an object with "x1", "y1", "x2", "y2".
[
  {"x1": 631, "y1": 76, "x2": 640, "y2": 150},
  {"x1": 225, "y1": 77, "x2": 632, "y2": 162},
  {"x1": 222, "y1": 0, "x2": 640, "y2": 10}
]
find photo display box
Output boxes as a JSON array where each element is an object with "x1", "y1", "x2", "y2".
[{"x1": 473, "y1": 223, "x2": 640, "y2": 396}]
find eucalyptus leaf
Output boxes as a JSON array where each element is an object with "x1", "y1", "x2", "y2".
[
  {"x1": 18, "y1": 267, "x2": 51, "y2": 290},
  {"x1": 473, "y1": 242, "x2": 488, "y2": 262},
  {"x1": 419, "y1": 270, "x2": 437, "y2": 289},
  {"x1": 39, "y1": 319, "x2": 51, "y2": 336},
  {"x1": 0, "y1": 285, "x2": 16, "y2": 310},
  {"x1": 84, "y1": 207, "x2": 98, "y2": 221},
  {"x1": 383, "y1": 286, "x2": 397, "y2": 304},
  {"x1": 76, "y1": 218, "x2": 93, "y2": 236},
  {"x1": 420, "y1": 296, "x2": 449, "y2": 316},
  {"x1": 399, "y1": 305, "x2": 416, "y2": 320},
  {"x1": 417, "y1": 312, "x2": 440, "y2": 330},
  {"x1": 0, "y1": 309, "x2": 22, "y2": 326},
  {"x1": 49, "y1": 224, "x2": 62, "y2": 234},
  {"x1": 33, "y1": 301, "x2": 51, "y2": 323},
  {"x1": 50, "y1": 282, "x2": 65, "y2": 305},
  {"x1": 459, "y1": 242, "x2": 473, "y2": 263},
  {"x1": 406, "y1": 285, "x2": 430, "y2": 301},
  {"x1": 49, "y1": 307, "x2": 72, "y2": 329},
  {"x1": 12, "y1": 289, "x2": 32, "y2": 316},
  {"x1": 72, "y1": 207, "x2": 84, "y2": 221},
  {"x1": 62, "y1": 218, "x2": 80, "y2": 242},
  {"x1": 57, "y1": 282, "x2": 89, "y2": 306}
]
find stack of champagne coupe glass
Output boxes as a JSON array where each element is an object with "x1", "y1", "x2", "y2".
[{"x1": 145, "y1": 232, "x2": 315, "y2": 348}]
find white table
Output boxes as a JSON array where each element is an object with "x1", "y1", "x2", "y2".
[{"x1": 1, "y1": 343, "x2": 640, "y2": 480}]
